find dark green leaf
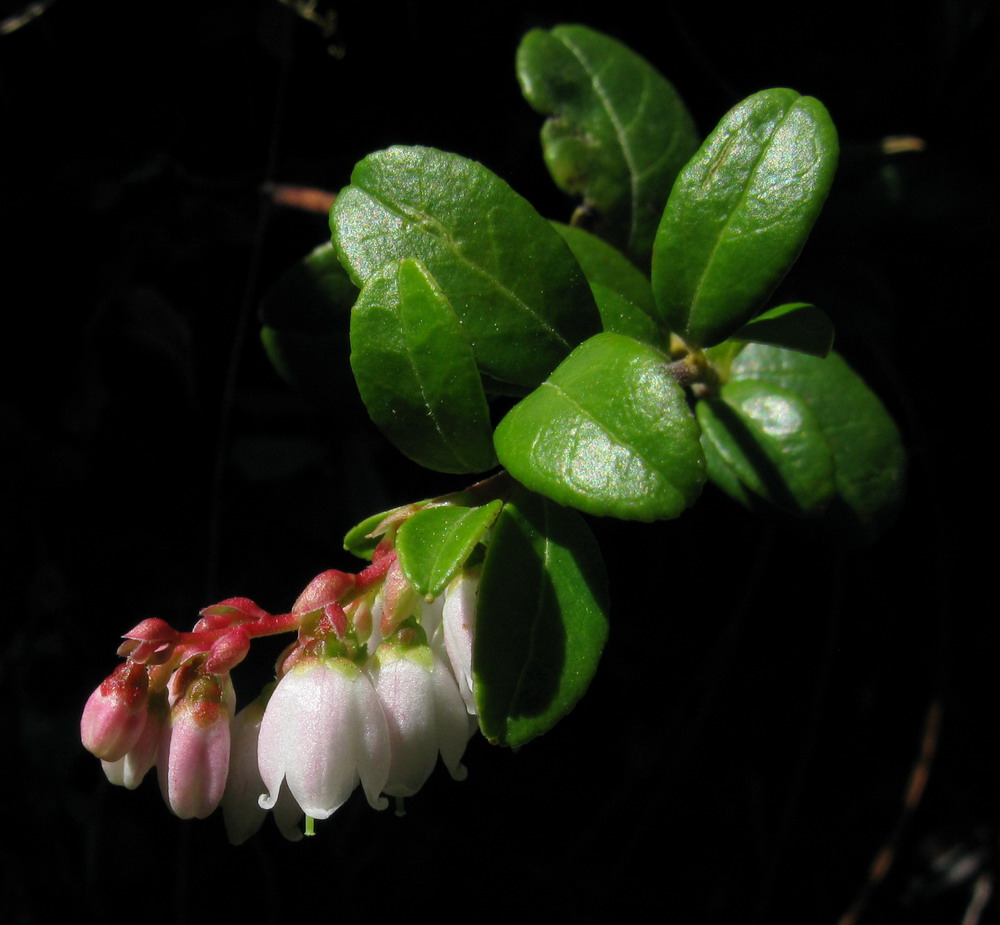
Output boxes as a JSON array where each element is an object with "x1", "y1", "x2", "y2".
[
  {"x1": 350, "y1": 259, "x2": 496, "y2": 474},
  {"x1": 517, "y1": 25, "x2": 698, "y2": 265},
  {"x1": 729, "y1": 344, "x2": 906, "y2": 544},
  {"x1": 730, "y1": 303, "x2": 834, "y2": 357},
  {"x1": 494, "y1": 332, "x2": 704, "y2": 521},
  {"x1": 551, "y1": 222, "x2": 657, "y2": 317},
  {"x1": 651, "y1": 89, "x2": 839, "y2": 348},
  {"x1": 331, "y1": 146, "x2": 599, "y2": 391},
  {"x1": 396, "y1": 500, "x2": 502, "y2": 599},
  {"x1": 475, "y1": 487, "x2": 608, "y2": 747},
  {"x1": 259, "y1": 243, "x2": 358, "y2": 407},
  {"x1": 590, "y1": 284, "x2": 663, "y2": 346},
  {"x1": 697, "y1": 379, "x2": 835, "y2": 516}
]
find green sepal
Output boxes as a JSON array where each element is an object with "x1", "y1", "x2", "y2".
[
  {"x1": 726, "y1": 343, "x2": 906, "y2": 544},
  {"x1": 331, "y1": 145, "x2": 599, "y2": 392},
  {"x1": 349, "y1": 258, "x2": 496, "y2": 474},
  {"x1": 343, "y1": 500, "x2": 427, "y2": 560},
  {"x1": 697, "y1": 379, "x2": 836, "y2": 516},
  {"x1": 475, "y1": 487, "x2": 609, "y2": 747},
  {"x1": 494, "y1": 332, "x2": 705, "y2": 521},
  {"x1": 651, "y1": 89, "x2": 839, "y2": 348},
  {"x1": 517, "y1": 25, "x2": 698, "y2": 265},
  {"x1": 730, "y1": 303, "x2": 834, "y2": 358},
  {"x1": 395, "y1": 500, "x2": 503, "y2": 599}
]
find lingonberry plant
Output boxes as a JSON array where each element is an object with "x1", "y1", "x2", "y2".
[{"x1": 81, "y1": 24, "x2": 905, "y2": 844}]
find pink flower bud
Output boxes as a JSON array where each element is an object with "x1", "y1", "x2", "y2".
[
  {"x1": 81, "y1": 661, "x2": 150, "y2": 762},
  {"x1": 292, "y1": 570, "x2": 355, "y2": 614},
  {"x1": 157, "y1": 673, "x2": 235, "y2": 820},
  {"x1": 204, "y1": 626, "x2": 251, "y2": 675},
  {"x1": 195, "y1": 597, "x2": 270, "y2": 632},
  {"x1": 101, "y1": 688, "x2": 168, "y2": 789},
  {"x1": 123, "y1": 617, "x2": 179, "y2": 643},
  {"x1": 380, "y1": 558, "x2": 419, "y2": 639},
  {"x1": 257, "y1": 656, "x2": 389, "y2": 820}
]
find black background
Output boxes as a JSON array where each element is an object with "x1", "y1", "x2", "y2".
[{"x1": 2, "y1": 1, "x2": 994, "y2": 922}]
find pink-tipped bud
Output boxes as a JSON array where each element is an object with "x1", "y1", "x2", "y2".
[
  {"x1": 158, "y1": 672, "x2": 235, "y2": 820},
  {"x1": 380, "y1": 559, "x2": 418, "y2": 639},
  {"x1": 101, "y1": 688, "x2": 168, "y2": 789},
  {"x1": 205, "y1": 626, "x2": 251, "y2": 675},
  {"x1": 123, "y1": 618, "x2": 178, "y2": 644},
  {"x1": 199, "y1": 597, "x2": 270, "y2": 623},
  {"x1": 81, "y1": 660, "x2": 150, "y2": 762},
  {"x1": 292, "y1": 570, "x2": 355, "y2": 615}
]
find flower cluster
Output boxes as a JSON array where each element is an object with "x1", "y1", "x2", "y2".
[{"x1": 81, "y1": 539, "x2": 479, "y2": 843}]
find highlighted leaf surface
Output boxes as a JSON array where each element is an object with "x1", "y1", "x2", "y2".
[
  {"x1": 652, "y1": 89, "x2": 838, "y2": 347},
  {"x1": 495, "y1": 333, "x2": 705, "y2": 521},
  {"x1": 332, "y1": 146, "x2": 598, "y2": 391},
  {"x1": 350, "y1": 259, "x2": 496, "y2": 473},
  {"x1": 517, "y1": 24, "x2": 698, "y2": 265}
]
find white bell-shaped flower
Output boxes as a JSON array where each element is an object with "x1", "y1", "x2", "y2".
[
  {"x1": 370, "y1": 640, "x2": 471, "y2": 798},
  {"x1": 257, "y1": 655, "x2": 390, "y2": 820}
]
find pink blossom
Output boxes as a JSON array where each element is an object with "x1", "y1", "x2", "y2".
[
  {"x1": 157, "y1": 673, "x2": 235, "y2": 820},
  {"x1": 81, "y1": 660, "x2": 150, "y2": 762}
]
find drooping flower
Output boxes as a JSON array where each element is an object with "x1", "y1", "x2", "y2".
[
  {"x1": 222, "y1": 693, "x2": 304, "y2": 844},
  {"x1": 256, "y1": 655, "x2": 390, "y2": 820},
  {"x1": 370, "y1": 637, "x2": 472, "y2": 798},
  {"x1": 101, "y1": 687, "x2": 168, "y2": 790},
  {"x1": 157, "y1": 670, "x2": 235, "y2": 820},
  {"x1": 441, "y1": 570, "x2": 478, "y2": 716},
  {"x1": 81, "y1": 660, "x2": 150, "y2": 762}
]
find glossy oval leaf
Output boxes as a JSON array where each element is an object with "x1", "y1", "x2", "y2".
[
  {"x1": 651, "y1": 89, "x2": 839, "y2": 348},
  {"x1": 396, "y1": 500, "x2": 502, "y2": 599},
  {"x1": 331, "y1": 145, "x2": 599, "y2": 391},
  {"x1": 494, "y1": 332, "x2": 705, "y2": 521},
  {"x1": 475, "y1": 487, "x2": 609, "y2": 747},
  {"x1": 697, "y1": 379, "x2": 835, "y2": 516},
  {"x1": 517, "y1": 25, "x2": 698, "y2": 265},
  {"x1": 730, "y1": 343, "x2": 906, "y2": 544},
  {"x1": 350, "y1": 259, "x2": 496, "y2": 474}
]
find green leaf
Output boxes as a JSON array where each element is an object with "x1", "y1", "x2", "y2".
[
  {"x1": 551, "y1": 222, "x2": 657, "y2": 318},
  {"x1": 697, "y1": 379, "x2": 836, "y2": 516},
  {"x1": 331, "y1": 146, "x2": 599, "y2": 391},
  {"x1": 590, "y1": 284, "x2": 663, "y2": 346},
  {"x1": 259, "y1": 243, "x2": 358, "y2": 407},
  {"x1": 494, "y1": 332, "x2": 705, "y2": 521},
  {"x1": 343, "y1": 500, "x2": 427, "y2": 560},
  {"x1": 651, "y1": 89, "x2": 839, "y2": 348},
  {"x1": 517, "y1": 25, "x2": 698, "y2": 265},
  {"x1": 729, "y1": 344, "x2": 906, "y2": 544},
  {"x1": 730, "y1": 303, "x2": 834, "y2": 358},
  {"x1": 396, "y1": 500, "x2": 502, "y2": 599},
  {"x1": 350, "y1": 259, "x2": 497, "y2": 474},
  {"x1": 475, "y1": 487, "x2": 608, "y2": 747}
]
